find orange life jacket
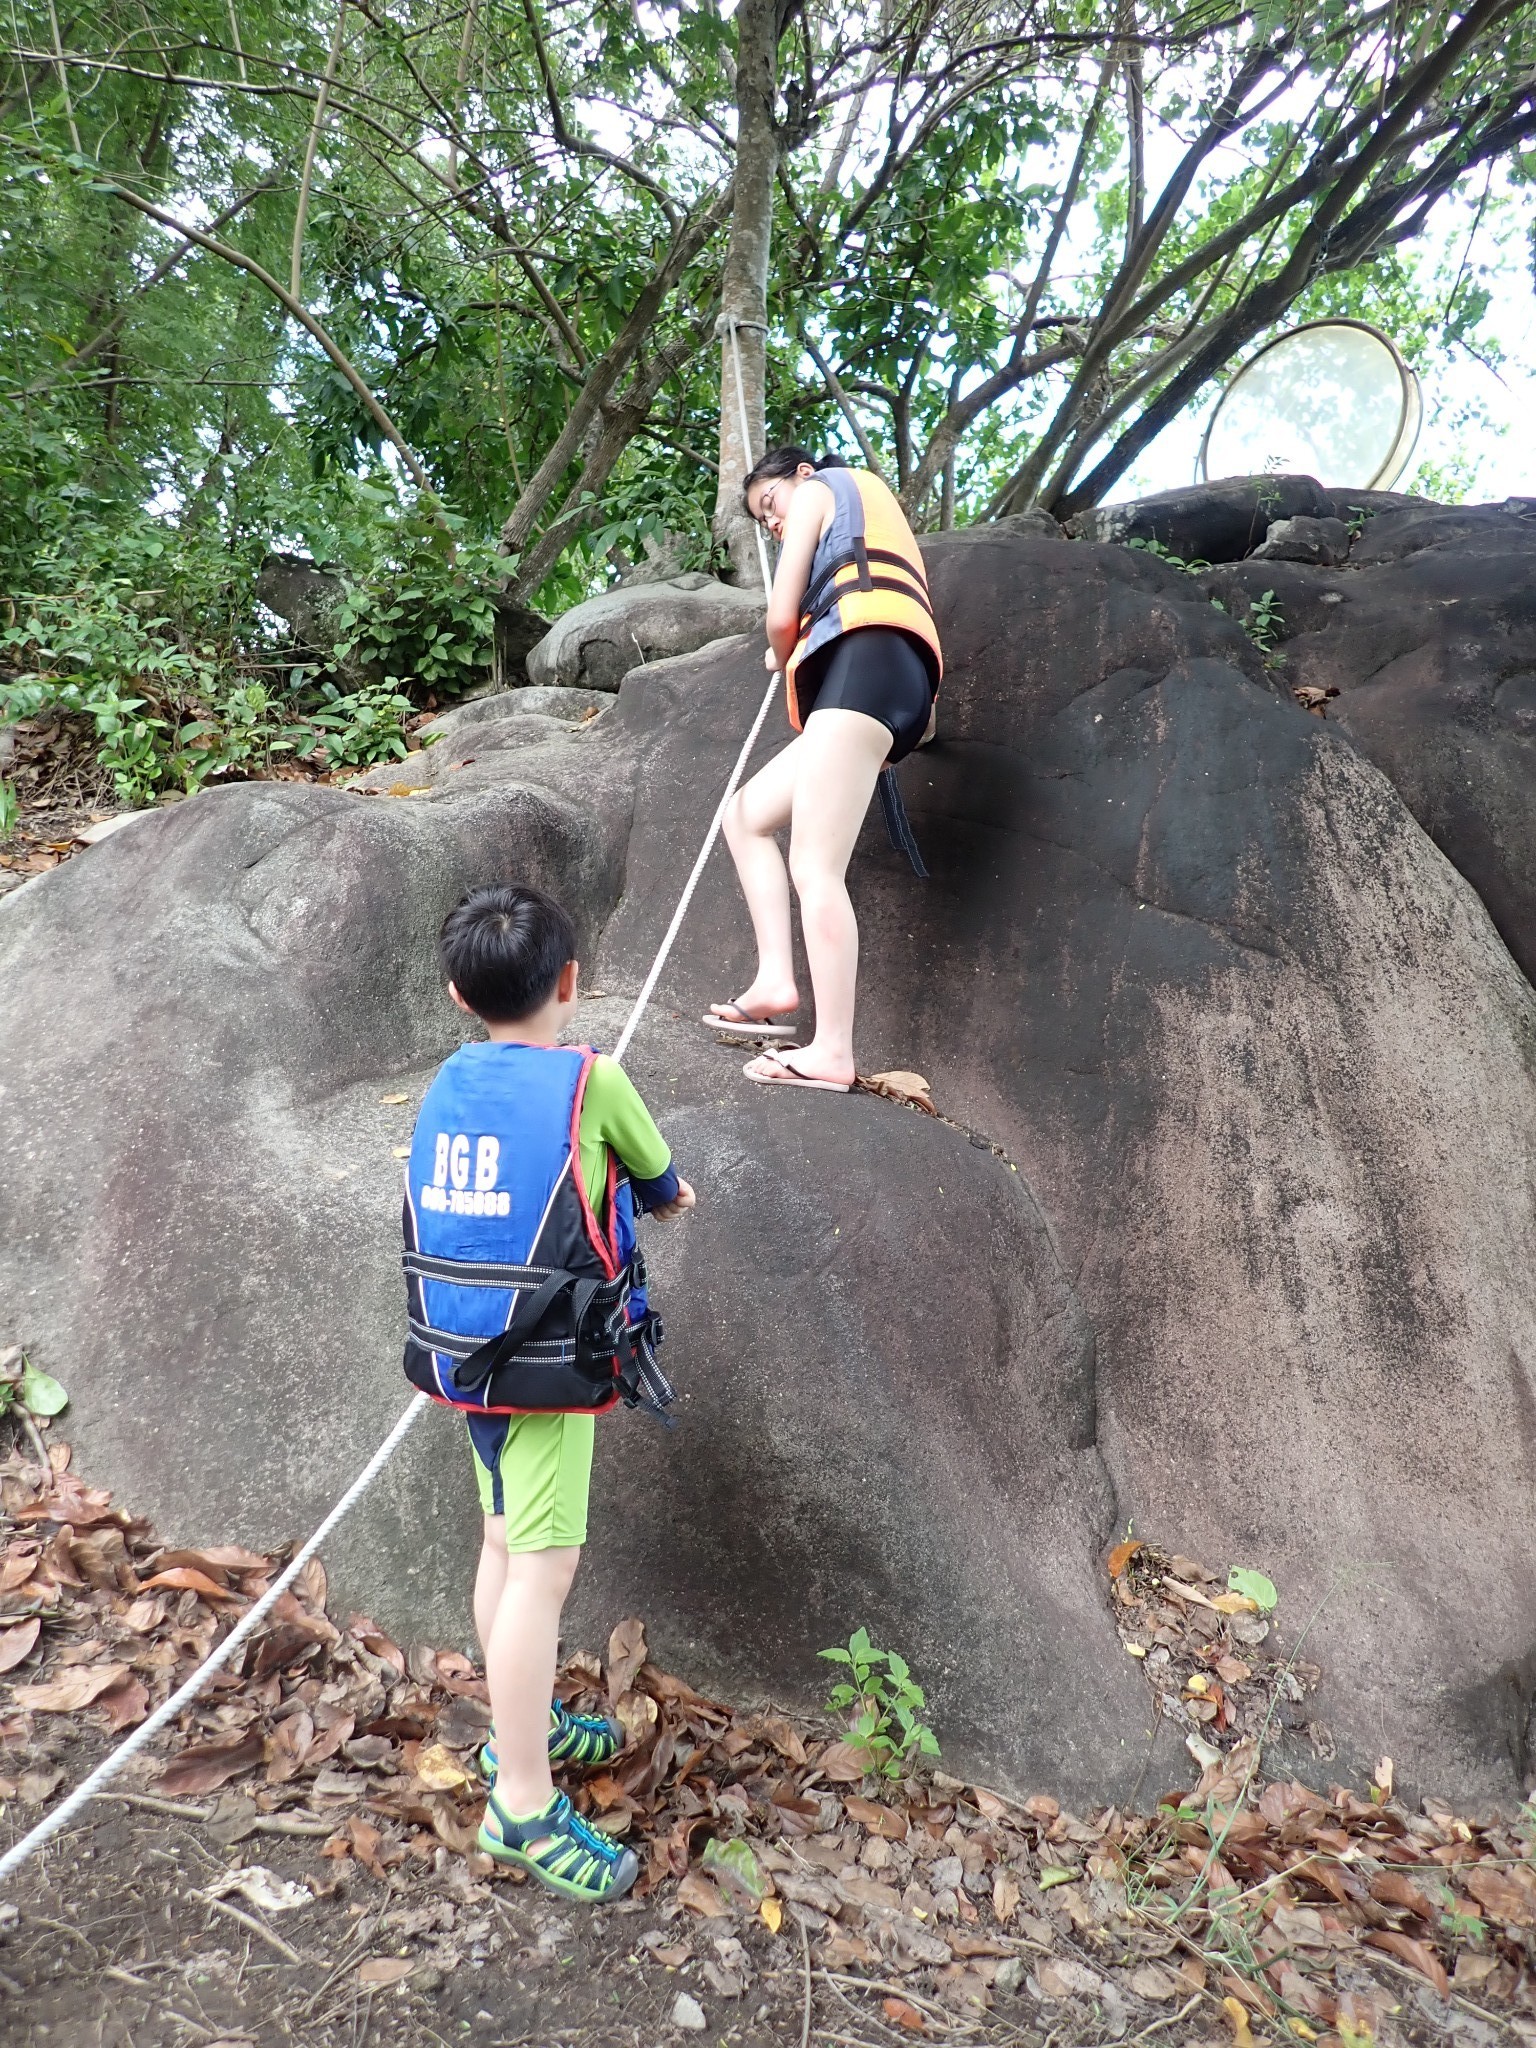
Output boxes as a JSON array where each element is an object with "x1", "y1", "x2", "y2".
[{"x1": 783, "y1": 468, "x2": 943, "y2": 731}]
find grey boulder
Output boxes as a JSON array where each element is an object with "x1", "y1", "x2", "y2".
[
  {"x1": 1250, "y1": 514, "x2": 1350, "y2": 566},
  {"x1": 3, "y1": 512, "x2": 1536, "y2": 1810},
  {"x1": 1065, "y1": 474, "x2": 1334, "y2": 563},
  {"x1": 526, "y1": 574, "x2": 765, "y2": 691}
]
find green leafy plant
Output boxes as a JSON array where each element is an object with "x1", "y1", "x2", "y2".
[
  {"x1": 0, "y1": 1350, "x2": 68, "y2": 1421},
  {"x1": 0, "y1": 777, "x2": 17, "y2": 837},
  {"x1": 1126, "y1": 536, "x2": 1211, "y2": 573},
  {"x1": 819, "y1": 1627, "x2": 940, "y2": 1779},
  {"x1": 1243, "y1": 591, "x2": 1285, "y2": 657},
  {"x1": 330, "y1": 504, "x2": 501, "y2": 701}
]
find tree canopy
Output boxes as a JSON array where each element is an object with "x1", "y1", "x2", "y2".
[{"x1": 2, "y1": 0, "x2": 1533, "y2": 799}]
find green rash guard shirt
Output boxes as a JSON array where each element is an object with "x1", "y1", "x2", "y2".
[{"x1": 577, "y1": 1055, "x2": 673, "y2": 1211}]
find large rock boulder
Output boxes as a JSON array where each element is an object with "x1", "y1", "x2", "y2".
[
  {"x1": 1202, "y1": 496, "x2": 1536, "y2": 984},
  {"x1": 525, "y1": 575, "x2": 765, "y2": 690},
  {"x1": 3, "y1": 513, "x2": 1536, "y2": 1807},
  {"x1": 1066, "y1": 474, "x2": 1334, "y2": 563}
]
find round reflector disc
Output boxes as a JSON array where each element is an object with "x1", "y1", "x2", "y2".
[{"x1": 1198, "y1": 320, "x2": 1422, "y2": 490}]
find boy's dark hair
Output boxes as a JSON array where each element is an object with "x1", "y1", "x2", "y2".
[
  {"x1": 742, "y1": 445, "x2": 849, "y2": 509},
  {"x1": 439, "y1": 883, "x2": 576, "y2": 1022}
]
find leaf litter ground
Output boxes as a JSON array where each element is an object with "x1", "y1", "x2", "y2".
[{"x1": 2, "y1": 1443, "x2": 1535, "y2": 2048}]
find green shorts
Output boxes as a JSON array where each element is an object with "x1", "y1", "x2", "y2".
[{"x1": 465, "y1": 1410, "x2": 594, "y2": 1552}]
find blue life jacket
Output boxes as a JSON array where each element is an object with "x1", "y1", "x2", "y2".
[{"x1": 400, "y1": 1043, "x2": 670, "y2": 1419}]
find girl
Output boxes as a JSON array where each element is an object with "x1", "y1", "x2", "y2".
[{"x1": 706, "y1": 448, "x2": 943, "y2": 1092}]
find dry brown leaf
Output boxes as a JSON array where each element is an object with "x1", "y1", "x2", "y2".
[
  {"x1": 120, "y1": 1595, "x2": 167, "y2": 1634},
  {"x1": 1368, "y1": 1868, "x2": 1437, "y2": 1918},
  {"x1": 155, "y1": 1732, "x2": 265, "y2": 1797},
  {"x1": 881, "y1": 1995, "x2": 928, "y2": 2033},
  {"x1": 756, "y1": 1713, "x2": 806, "y2": 1765},
  {"x1": 863, "y1": 1070, "x2": 936, "y2": 1113},
  {"x1": 357, "y1": 1957, "x2": 412, "y2": 1987},
  {"x1": 13, "y1": 1660, "x2": 131, "y2": 1711},
  {"x1": 1107, "y1": 1539, "x2": 1142, "y2": 1579},
  {"x1": 607, "y1": 1617, "x2": 647, "y2": 1703},
  {"x1": 0, "y1": 1617, "x2": 41, "y2": 1674},
  {"x1": 677, "y1": 1869, "x2": 731, "y2": 1918},
  {"x1": 845, "y1": 1795, "x2": 907, "y2": 1839},
  {"x1": 818, "y1": 1741, "x2": 869, "y2": 1784},
  {"x1": 344, "y1": 1815, "x2": 391, "y2": 1877},
  {"x1": 138, "y1": 1566, "x2": 242, "y2": 1603},
  {"x1": 1364, "y1": 1930, "x2": 1450, "y2": 1997},
  {"x1": 992, "y1": 1867, "x2": 1021, "y2": 1925},
  {"x1": 1463, "y1": 1864, "x2": 1536, "y2": 1928},
  {"x1": 614, "y1": 1688, "x2": 657, "y2": 1748},
  {"x1": 0, "y1": 1553, "x2": 39, "y2": 1593},
  {"x1": 96, "y1": 1677, "x2": 150, "y2": 1731},
  {"x1": 1129, "y1": 1962, "x2": 1180, "y2": 2001},
  {"x1": 414, "y1": 1742, "x2": 469, "y2": 1791}
]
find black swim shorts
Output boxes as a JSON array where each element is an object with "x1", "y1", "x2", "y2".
[{"x1": 794, "y1": 626, "x2": 937, "y2": 763}]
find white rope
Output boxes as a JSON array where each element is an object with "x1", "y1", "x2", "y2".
[
  {"x1": 0, "y1": 1391, "x2": 429, "y2": 1883},
  {"x1": 0, "y1": 316, "x2": 779, "y2": 1887}
]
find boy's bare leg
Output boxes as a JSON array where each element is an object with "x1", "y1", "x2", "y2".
[
  {"x1": 473, "y1": 1516, "x2": 509, "y2": 1658},
  {"x1": 716, "y1": 737, "x2": 803, "y2": 1019},
  {"x1": 481, "y1": 1536, "x2": 581, "y2": 1831},
  {"x1": 777, "y1": 707, "x2": 890, "y2": 1085}
]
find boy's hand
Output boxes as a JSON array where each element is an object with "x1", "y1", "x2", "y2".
[
  {"x1": 764, "y1": 644, "x2": 779, "y2": 673},
  {"x1": 649, "y1": 1178, "x2": 696, "y2": 1221}
]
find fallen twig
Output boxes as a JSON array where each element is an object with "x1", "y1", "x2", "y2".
[
  {"x1": 198, "y1": 1893, "x2": 305, "y2": 1965},
  {"x1": 799, "y1": 1915, "x2": 812, "y2": 2048}
]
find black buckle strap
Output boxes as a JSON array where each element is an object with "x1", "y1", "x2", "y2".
[
  {"x1": 878, "y1": 766, "x2": 929, "y2": 879},
  {"x1": 800, "y1": 571, "x2": 937, "y2": 640},
  {"x1": 403, "y1": 1250, "x2": 548, "y2": 1288}
]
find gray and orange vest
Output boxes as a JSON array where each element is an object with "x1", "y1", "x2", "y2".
[{"x1": 784, "y1": 467, "x2": 943, "y2": 730}]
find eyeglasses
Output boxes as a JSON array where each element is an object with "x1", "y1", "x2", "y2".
[{"x1": 752, "y1": 480, "x2": 784, "y2": 529}]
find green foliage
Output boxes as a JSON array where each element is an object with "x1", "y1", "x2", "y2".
[
  {"x1": 329, "y1": 507, "x2": 501, "y2": 701},
  {"x1": 1126, "y1": 536, "x2": 1211, "y2": 572},
  {"x1": 0, "y1": 507, "x2": 420, "y2": 802},
  {"x1": 0, "y1": 779, "x2": 18, "y2": 837},
  {"x1": 1243, "y1": 592, "x2": 1285, "y2": 658},
  {"x1": 0, "y1": 1352, "x2": 68, "y2": 1421},
  {"x1": 819, "y1": 1627, "x2": 941, "y2": 1780}
]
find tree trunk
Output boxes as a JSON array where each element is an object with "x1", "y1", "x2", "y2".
[{"x1": 713, "y1": 0, "x2": 779, "y2": 585}]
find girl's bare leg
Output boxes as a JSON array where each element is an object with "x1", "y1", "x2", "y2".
[
  {"x1": 717, "y1": 736, "x2": 804, "y2": 1018},
  {"x1": 777, "y1": 707, "x2": 891, "y2": 1084}
]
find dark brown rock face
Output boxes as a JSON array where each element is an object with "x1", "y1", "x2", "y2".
[
  {"x1": 2, "y1": 506, "x2": 1535, "y2": 1808},
  {"x1": 1203, "y1": 497, "x2": 1536, "y2": 984}
]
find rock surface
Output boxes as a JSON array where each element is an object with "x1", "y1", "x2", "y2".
[
  {"x1": 1203, "y1": 496, "x2": 1536, "y2": 983},
  {"x1": 526, "y1": 575, "x2": 765, "y2": 691},
  {"x1": 1066, "y1": 474, "x2": 1334, "y2": 562},
  {"x1": 1250, "y1": 514, "x2": 1349, "y2": 565},
  {"x1": 3, "y1": 493, "x2": 1536, "y2": 1807}
]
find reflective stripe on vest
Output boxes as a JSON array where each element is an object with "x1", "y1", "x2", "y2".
[
  {"x1": 400, "y1": 1043, "x2": 641, "y2": 1413},
  {"x1": 784, "y1": 468, "x2": 944, "y2": 730}
]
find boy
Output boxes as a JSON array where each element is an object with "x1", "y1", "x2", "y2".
[{"x1": 401, "y1": 883, "x2": 694, "y2": 1904}]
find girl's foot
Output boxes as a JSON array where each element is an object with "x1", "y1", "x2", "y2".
[
  {"x1": 706, "y1": 981, "x2": 799, "y2": 1034},
  {"x1": 478, "y1": 1702, "x2": 625, "y2": 1783},
  {"x1": 478, "y1": 1786, "x2": 640, "y2": 1903},
  {"x1": 742, "y1": 1047, "x2": 853, "y2": 1093}
]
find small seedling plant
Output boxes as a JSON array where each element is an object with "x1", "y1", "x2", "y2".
[{"x1": 819, "y1": 1627, "x2": 941, "y2": 1779}]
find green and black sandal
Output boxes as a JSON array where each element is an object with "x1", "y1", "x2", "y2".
[
  {"x1": 478, "y1": 1786, "x2": 639, "y2": 1903},
  {"x1": 477, "y1": 1702, "x2": 624, "y2": 1783}
]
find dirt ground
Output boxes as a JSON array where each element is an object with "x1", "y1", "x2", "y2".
[{"x1": 4, "y1": 1439, "x2": 1536, "y2": 2048}]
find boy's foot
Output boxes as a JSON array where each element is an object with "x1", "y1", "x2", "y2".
[
  {"x1": 478, "y1": 1786, "x2": 640, "y2": 1903},
  {"x1": 478, "y1": 1702, "x2": 625, "y2": 1783}
]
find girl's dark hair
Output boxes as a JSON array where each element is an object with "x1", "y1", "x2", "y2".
[
  {"x1": 742, "y1": 445, "x2": 849, "y2": 508},
  {"x1": 439, "y1": 882, "x2": 577, "y2": 1022}
]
